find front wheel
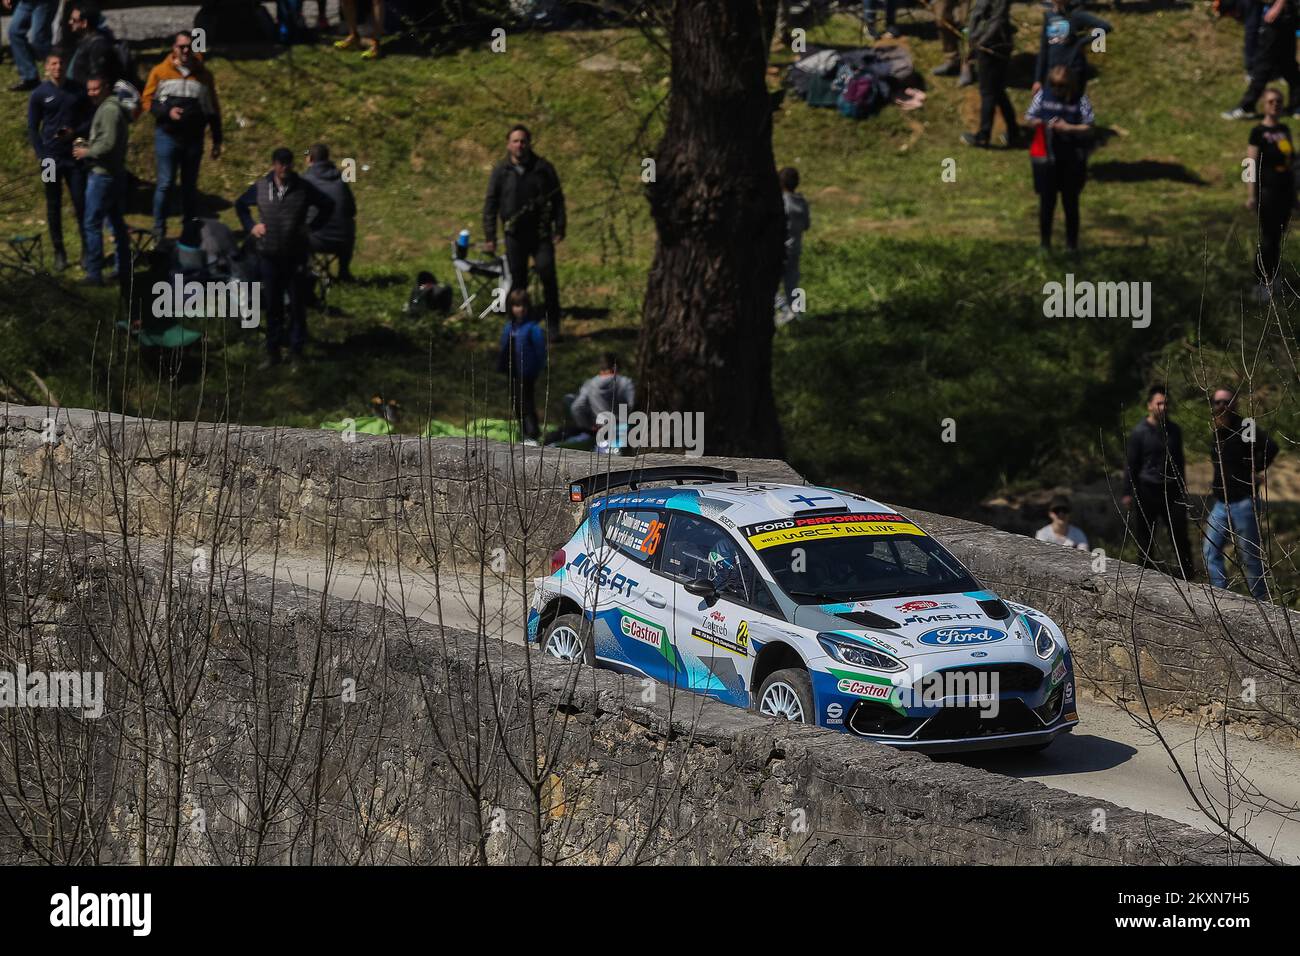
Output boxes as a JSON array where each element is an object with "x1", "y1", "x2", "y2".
[
  {"x1": 755, "y1": 668, "x2": 814, "y2": 724},
  {"x1": 540, "y1": 612, "x2": 596, "y2": 667}
]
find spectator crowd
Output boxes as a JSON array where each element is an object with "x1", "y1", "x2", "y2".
[{"x1": 2, "y1": 0, "x2": 1296, "y2": 598}]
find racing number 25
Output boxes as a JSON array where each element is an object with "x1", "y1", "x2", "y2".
[{"x1": 639, "y1": 519, "x2": 663, "y2": 556}]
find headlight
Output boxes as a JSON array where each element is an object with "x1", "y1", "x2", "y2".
[
  {"x1": 817, "y1": 633, "x2": 906, "y2": 672},
  {"x1": 1024, "y1": 616, "x2": 1057, "y2": 660}
]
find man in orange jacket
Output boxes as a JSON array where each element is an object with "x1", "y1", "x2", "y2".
[{"x1": 140, "y1": 31, "x2": 222, "y2": 240}]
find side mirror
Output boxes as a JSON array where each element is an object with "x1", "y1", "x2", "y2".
[{"x1": 685, "y1": 577, "x2": 718, "y2": 603}]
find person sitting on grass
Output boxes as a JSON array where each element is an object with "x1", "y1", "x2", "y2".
[{"x1": 544, "y1": 352, "x2": 636, "y2": 447}]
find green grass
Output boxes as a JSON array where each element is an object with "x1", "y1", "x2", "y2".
[{"x1": 0, "y1": 7, "x2": 1292, "y2": 516}]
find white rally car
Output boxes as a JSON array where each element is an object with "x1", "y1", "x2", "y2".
[{"x1": 527, "y1": 467, "x2": 1078, "y2": 753}]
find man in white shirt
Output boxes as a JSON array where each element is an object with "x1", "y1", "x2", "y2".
[{"x1": 1036, "y1": 495, "x2": 1089, "y2": 550}]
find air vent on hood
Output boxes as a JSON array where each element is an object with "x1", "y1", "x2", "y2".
[
  {"x1": 836, "y1": 610, "x2": 900, "y2": 630},
  {"x1": 977, "y1": 599, "x2": 1010, "y2": 620}
]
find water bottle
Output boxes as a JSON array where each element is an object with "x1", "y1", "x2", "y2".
[{"x1": 456, "y1": 229, "x2": 470, "y2": 259}]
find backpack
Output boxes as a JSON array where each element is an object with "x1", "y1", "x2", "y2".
[{"x1": 837, "y1": 72, "x2": 875, "y2": 119}]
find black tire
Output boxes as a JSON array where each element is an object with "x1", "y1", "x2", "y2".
[
  {"x1": 754, "y1": 668, "x2": 815, "y2": 724},
  {"x1": 540, "y1": 611, "x2": 596, "y2": 667}
]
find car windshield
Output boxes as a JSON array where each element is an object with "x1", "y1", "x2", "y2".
[{"x1": 742, "y1": 513, "x2": 978, "y2": 604}]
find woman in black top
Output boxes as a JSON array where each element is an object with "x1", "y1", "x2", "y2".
[{"x1": 1246, "y1": 88, "x2": 1298, "y2": 288}]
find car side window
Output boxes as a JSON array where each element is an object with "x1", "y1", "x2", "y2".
[
  {"x1": 601, "y1": 509, "x2": 665, "y2": 565},
  {"x1": 662, "y1": 514, "x2": 780, "y2": 614}
]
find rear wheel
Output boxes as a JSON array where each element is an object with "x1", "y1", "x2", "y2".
[
  {"x1": 755, "y1": 668, "x2": 814, "y2": 724},
  {"x1": 540, "y1": 612, "x2": 596, "y2": 667}
]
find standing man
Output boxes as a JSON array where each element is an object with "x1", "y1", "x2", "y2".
[
  {"x1": 483, "y1": 124, "x2": 566, "y2": 340},
  {"x1": 1122, "y1": 385, "x2": 1194, "y2": 579},
  {"x1": 4, "y1": 0, "x2": 59, "y2": 92},
  {"x1": 302, "y1": 143, "x2": 357, "y2": 281},
  {"x1": 1203, "y1": 388, "x2": 1279, "y2": 600},
  {"x1": 72, "y1": 73, "x2": 131, "y2": 289},
  {"x1": 141, "y1": 31, "x2": 222, "y2": 241},
  {"x1": 27, "y1": 51, "x2": 91, "y2": 271},
  {"x1": 235, "y1": 147, "x2": 334, "y2": 369},
  {"x1": 961, "y1": 0, "x2": 1019, "y2": 148},
  {"x1": 1224, "y1": 0, "x2": 1300, "y2": 119},
  {"x1": 63, "y1": 4, "x2": 120, "y2": 88}
]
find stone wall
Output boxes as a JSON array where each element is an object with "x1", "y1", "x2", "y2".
[
  {"x1": 0, "y1": 530, "x2": 1241, "y2": 865},
  {"x1": 2, "y1": 403, "x2": 1297, "y2": 743}
]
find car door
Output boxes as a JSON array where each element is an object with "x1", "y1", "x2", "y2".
[
  {"x1": 584, "y1": 507, "x2": 684, "y2": 685},
  {"x1": 659, "y1": 513, "x2": 782, "y2": 707}
]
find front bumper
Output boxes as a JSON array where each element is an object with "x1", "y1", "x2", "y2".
[{"x1": 882, "y1": 718, "x2": 1078, "y2": 754}]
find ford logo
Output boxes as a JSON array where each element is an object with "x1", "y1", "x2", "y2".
[
  {"x1": 970, "y1": 651, "x2": 988, "y2": 658},
  {"x1": 918, "y1": 626, "x2": 1006, "y2": 647}
]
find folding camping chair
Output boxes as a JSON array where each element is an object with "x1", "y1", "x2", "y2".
[
  {"x1": 451, "y1": 241, "x2": 511, "y2": 318},
  {"x1": 2, "y1": 234, "x2": 43, "y2": 274},
  {"x1": 310, "y1": 251, "x2": 340, "y2": 309}
]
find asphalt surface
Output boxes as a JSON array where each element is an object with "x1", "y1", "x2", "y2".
[{"x1": 239, "y1": 548, "x2": 1300, "y2": 863}]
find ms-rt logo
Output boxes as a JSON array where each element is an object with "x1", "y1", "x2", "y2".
[{"x1": 152, "y1": 276, "x2": 260, "y2": 327}]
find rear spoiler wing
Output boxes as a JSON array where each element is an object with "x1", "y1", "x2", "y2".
[{"x1": 568, "y1": 466, "x2": 739, "y2": 503}]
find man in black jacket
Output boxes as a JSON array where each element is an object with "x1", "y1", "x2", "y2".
[
  {"x1": 1122, "y1": 385, "x2": 1193, "y2": 579},
  {"x1": 482, "y1": 124, "x2": 566, "y2": 339},
  {"x1": 1203, "y1": 387, "x2": 1279, "y2": 599},
  {"x1": 63, "y1": 4, "x2": 120, "y2": 88},
  {"x1": 235, "y1": 147, "x2": 334, "y2": 369},
  {"x1": 302, "y1": 143, "x2": 357, "y2": 281},
  {"x1": 27, "y1": 51, "x2": 91, "y2": 271},
  {"x1": 960, "y1": 0, "x2": 1019, "y2": 148}
]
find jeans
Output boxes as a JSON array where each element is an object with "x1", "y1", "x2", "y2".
[
  {"x1": 862, "y1": 0, "x2": 897, "y2": 32},
  {"x1": 153, "y1": 129, "x2": 204, "y2": 235},
  {"x1": 258, "y1": 253, "x2": 308, "y2": 358},
  {"x1": 276, "y1": 0, "x2": 304, "y2": 42},
  {"x1": 976, "y1": 50, "x2": 1016, "y2": 142},
  {"x1": 83, "y1": 171, "x2": 130, "y2": 283},
  {"x1": 1203, "y1": 497, "x2": 1268, "y2": 600},
  {"x1": 42, "y1": 160, "x2": 87, "y2": 253},
  {"x1": 8, "y1": 0, "x2": 58, "y2": 83},
  {"x1": 778, "y1": 238, "x2": 801, "y2": 310},
  {"x1": 505, "y1": 235, "x2": 561, "y2": 334}
]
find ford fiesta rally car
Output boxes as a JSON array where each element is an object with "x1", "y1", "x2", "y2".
[{"x1": 527, "y1": 467, "x2": 1079, "y2": 753}]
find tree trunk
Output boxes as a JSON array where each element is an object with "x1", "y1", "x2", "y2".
[{"x1": 638, "y1": 0, "x2": 786, "y2": 459}]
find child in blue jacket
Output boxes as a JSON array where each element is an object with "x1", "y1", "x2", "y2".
[{"x1": 497, "y1": 288, "x2": 547, "y2": 441}]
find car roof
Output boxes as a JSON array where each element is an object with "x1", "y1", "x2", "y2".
[{"x1": 594, "y1": 481, "x2": 899, "y2": 528}]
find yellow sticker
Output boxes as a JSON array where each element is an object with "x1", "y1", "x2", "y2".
[{"x1": 747, "y1": 520, "x2": 925, "y2": 550}]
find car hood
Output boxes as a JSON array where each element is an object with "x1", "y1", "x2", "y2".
[{"x1": 792, "y1": 590, "x2": 1032, "y2": 659}]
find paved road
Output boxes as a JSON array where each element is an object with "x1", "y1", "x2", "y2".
[{"x1": 210, "y1": 546, "x2": 1300, "y2": 864}]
